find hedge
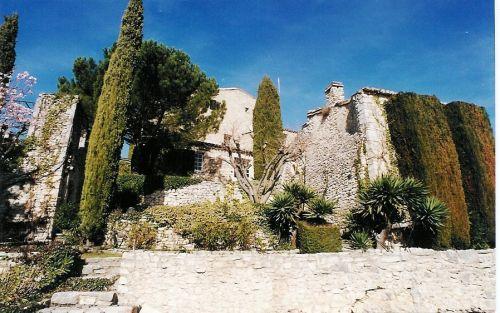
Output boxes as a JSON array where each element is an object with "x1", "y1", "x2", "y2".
[
  {"x1": 296, "y1": 221, "x2": 342, "y2": 253},
  {"x1": 384, "y1": 93, "x2": 470, "y2": 248},
  {"x1": 116, "y1": 173, "x2": 145, "y2": 208},
  {"x1": 445, "y1": 102, "x2": 495, "y2": 247}
]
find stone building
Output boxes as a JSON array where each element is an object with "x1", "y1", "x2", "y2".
[
  {"x1": 298, "y1": 82, "x2": 399, "y2": 226},
  {"x1": 193, "y1": 87, "x2": 256, "y2": 181}
]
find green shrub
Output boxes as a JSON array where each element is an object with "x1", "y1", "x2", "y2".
[
  {"x1": 163, "y1": 175, "x2": 202, "y2": 190},
  {"x1": 53, "y1": 202, "x2": 80, "y2": 232},
  {"x1": 127, "y1": 221, "x2": 157, "y2": 249},
  {"x1": 57, "y1": 277, "x2": 114, "y2": 292},
  {"x1": 296, "y1": 221, "x2": 342, "y2": 253},
  {"x1": 118, "y1": 159, "x2": 132, "y2": 175},
  {"x1": 0, "y1": 245, "x2": 81, "y2": 309},
  {"x1": 445, "y1": 102, "x2": 495, "y2": 247},
  {"x1": 349, "y1": 231, "x2": 373, "y2": 251},
  {"x1": 116, "y1": 173, "x2": 145, "y2": 208},
  {"x1": 146, "y1": 199, "x2": 260, "y2": 250}
]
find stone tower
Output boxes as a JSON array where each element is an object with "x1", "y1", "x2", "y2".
[{"x1": 324, "y1": 81, "x2": 345, "y2": 104}]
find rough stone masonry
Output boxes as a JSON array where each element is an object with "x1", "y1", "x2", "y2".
[
  {"x1": 115, "y1": 249, "x2": 495, "y2": 313},
  {"x1": 299, "y1": 82, "x2": 399, "y2": 228}
]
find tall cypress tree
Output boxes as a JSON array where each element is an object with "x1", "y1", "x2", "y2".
[
  {"x1": 252, "y1": 76, "x2": 284, "y2": 179},
  {"x1": 0, "y1": 13, "x2": 18, "y2": 81},
  {"x1": 79, "y1": 0, "x2": 143, "y2": 242}
]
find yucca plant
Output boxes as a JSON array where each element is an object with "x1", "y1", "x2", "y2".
[
  {"x1": 350, "y1": 231, "x2": 373, "y2": 251},
  {"x1": 283, "y1": 182, "x2": 317, "y2": 210},
  {"x1": 266, "y1": 192, "x2": 297, "y2": 240},
  {"x1": 411, "y1": 196, "x2": 448, "y2": 235},
  {"x1": 358, "y1": 175, "x2": 428, "y2": 227},
  {"x1": 302, "y1": 197, "x2": 337, "y2": 222}
]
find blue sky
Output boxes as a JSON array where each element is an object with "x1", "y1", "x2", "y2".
[{"x1": 1, "y1": 0, "x2": 494, "y2": 130}]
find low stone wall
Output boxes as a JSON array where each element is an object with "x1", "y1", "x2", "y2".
[
  {"x1": 104, "y1": 218, "x2": 194, "y2": 251},
  {"x1": 116, "y1": 249, "x2": 495, "y2": 313},
  {"x1": 143, "y1": 181, "x2": 243, "y2": 207}
]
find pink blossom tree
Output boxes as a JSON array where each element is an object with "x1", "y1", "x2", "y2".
[{"x1": 0, "y1": 71, "x2": 36, "y2": 183}]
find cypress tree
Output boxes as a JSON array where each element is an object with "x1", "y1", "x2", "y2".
[
  {"x1": 252, "y1": 76, "x2": 284, "y2": 179},
  {"x1": 445, "y1": 102, "x2": 495, "y2": 247},
  {"x1": 79, "y1": 0, "x2": 143, "y2": 242},
  {"x1": 0, "y1": 13, "x2": 18, "y2": 81},
  {"x1": 385, "y1": 93, "x2": 470, "y2": 248}
]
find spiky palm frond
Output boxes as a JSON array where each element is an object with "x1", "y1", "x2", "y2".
[
  {"x1": 350, "y1": 231, "x2": 373, "y2": 251},
  {"x1": 266, "y1": 192, "x2": 297, "y2": 239},
  {"x1": 283, "y1": 182, "x2": 316, "y2": 205},
  {"x1": 411, "y1": 196, "x2": 448, "y2": 234},
  {"x1": 302, "y1": 197, "x2": 337, "y2": 221},
  {"x1": 358, "y1": 175, "x2": 428, "y2": 226}
]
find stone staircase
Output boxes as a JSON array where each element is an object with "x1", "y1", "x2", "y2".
[
  {"x1": 38, "y1": 291, "x2": 139, "y2": 312},
  {"x1": 82, "y1": 257, "x2": 122, "y2": 279},
  {"x1": 38, "y1": 256, "x2": 141, "y2": 312}
]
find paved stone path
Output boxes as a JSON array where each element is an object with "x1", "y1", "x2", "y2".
[{"x1": 112, "y1": 249, "x2": 495, "y2": 313}]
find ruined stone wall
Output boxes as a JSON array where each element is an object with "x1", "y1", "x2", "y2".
[
  {"x1": 299, "y1": 84, "x2": 398, "y2": 227},
  {"x1": 7, "y1": 94, "x2": 84, "y2": 241},
  {"x1": 116, "y1": 249, "x2": 495, "y2": 313}
]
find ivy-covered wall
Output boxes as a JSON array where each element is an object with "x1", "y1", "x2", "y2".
[
  {"x1": 445, "y1": 102, "x2": 495, "y2": 247},
  {"x1": 385, "y1": 93, "x2": 470, "y2": 248}
]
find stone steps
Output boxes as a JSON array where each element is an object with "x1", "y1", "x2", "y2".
[
  {"x1": 38, "y1": 291, "x2": 140, "y2": 313},
  {"x1": 82, "y1": 257, "x2": 122, "y2": 279}
]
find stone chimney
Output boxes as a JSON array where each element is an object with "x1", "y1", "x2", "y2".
[{"x1": 324, "y1": 81, "x2": 344, "y2": 104}]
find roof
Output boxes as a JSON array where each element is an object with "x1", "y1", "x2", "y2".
[{"x1": 218, "y1": 87, "x2": 256, "y2": 99}]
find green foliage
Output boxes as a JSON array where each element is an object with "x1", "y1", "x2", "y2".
[
  {"x1": 0, "y1": 245, "x2": 81, "y2": 310},
  {"x1": 57, "y1": 49, "x2": 113, "y2": 127},
  {"x1": 265, "y1": 192, "x2": 297, "y2": 239},
  {"x1": 127, "y1": 221, "x2": 157, "y2": 249},
  {"x1": 358, "y1": 175, "x2": 428, "y2": 227},
  {"x1": 116, "y1": 173, "x2": 145, "y2": 208},
  {"x1": 128, "y1": 41, "x2": 225, "y2": 174},
  {"x1": 410, "y1": 196, "x2": 448, "y2": 247},
  {"x1": 79, "y1": 0, "x2": 144, "y2": 242},
  {"x1": 147, "y1": 198, "x2": 261, "y2": 250},
  {"x1": 445, "y1": 102, "x2": 495, "y2": 248},
  {"x1": 252, "y1": 76, "x2": 284, "y2": 179},
  {"x1": 385, "y1": 93, "x2": 470, "y2": 248},
  {"x1": 53, "y1": 202, "x2": 80, "y2": 232},
  {"x1": 266, "y1": 182, "x2": 336, "y2": 240},
  {"x1": 283, "y1": 182, "x2": 316, "y2": 208},
  {"x1": 296, "y1": 221, "x2": 342, "y2": 253},
  {"x1": 349, "y1": 231, "x2": 373, "y2": 251},
  {"x1": 0, "y1": 13, "x2": 18, "y2": 79},
  {"x1": 163, "y1": 175, "x2": 202, "y2": 190},
  {"x1": 302, "y1": 197, "x2": 337, "y2": 222},
  {"x1": 118, "y1": 159, "x2": 132, "y2": 175},
  {"x1": 56, "y1": 277, "x2": 114, "y2": 292}
]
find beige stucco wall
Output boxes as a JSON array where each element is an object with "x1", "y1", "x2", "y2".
[{"x1": 205, "y1": 88, "x2": 256, "y2": 151}]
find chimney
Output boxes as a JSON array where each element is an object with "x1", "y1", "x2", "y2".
[{"x1": 324, "y1": 81, "x2": 344, "y2": 104}]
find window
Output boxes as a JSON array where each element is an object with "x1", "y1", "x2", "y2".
[{"x1": 194, "y1": 152, "x2": 204, "y2": 172}]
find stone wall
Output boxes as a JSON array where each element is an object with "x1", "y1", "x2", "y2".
[
  {"x1": 299, "y1": 84, "x2": 398, "y2": 227},
  {"x1": 5, "y1": 94, "x2": 86, "y2": 241},
  {"x1": 144, "y1": 180, "x2": 243, "y2": 207},
  {"x1": 115, "y1": 249, "x2": 495, "y2": 313}
]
